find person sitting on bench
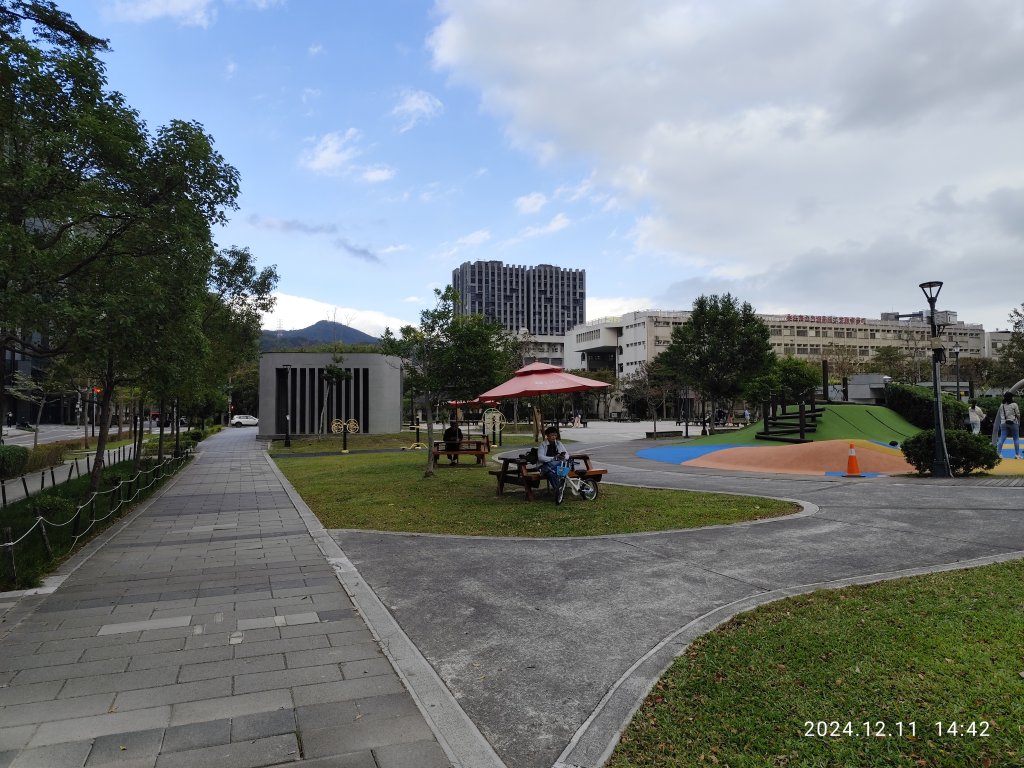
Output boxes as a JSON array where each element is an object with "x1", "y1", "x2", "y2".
[
  {"x1": 536, "y1": 426, "x2": 569, "y2": 504},
  {"x1": 442, "y1": 419, "x2": 463, "y2": 464}
]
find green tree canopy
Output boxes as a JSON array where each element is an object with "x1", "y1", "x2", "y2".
[
  {"x1": 380, "y1": 286, "x2": 519, "y2": 475},
  {"x1": 660, "y1": 294, "x2": 773, "y2": 433}
]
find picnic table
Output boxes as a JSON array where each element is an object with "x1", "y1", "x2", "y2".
[
  {"x1": 431, "y1": 438, "x2": 490, "y2": 468},
  {"x1": 489, "y1": 453, "x2": 608, "y2": 501}
]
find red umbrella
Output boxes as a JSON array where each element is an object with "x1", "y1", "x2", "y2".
[{"x1": 477, "y1": 362, "x2": 610, "y2": 400}]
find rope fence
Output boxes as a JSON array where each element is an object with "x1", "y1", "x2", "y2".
[
  {"x1": 0, "y1": 443, "x2": 137, "y2": 510},
  {"x1": 0, "y1": 450, "x2": 191, "y2": 586}
]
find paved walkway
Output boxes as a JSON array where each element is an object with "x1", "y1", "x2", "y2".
[
  {"x1": 5, "y1": 426, "x2": 1024, "y2": 768},
  {"x1": 328, "y1": 435, "x2": 1024, "y2": 768},
  {"x1": 0, "y1": 429, "x2": 451, "y2": 767}
]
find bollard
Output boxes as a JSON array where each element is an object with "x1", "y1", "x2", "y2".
[
  {"x1": 1, "y1": 479, "x2": 6, "y2": 508},
  {"x1": 40, "y1": 470, "x2": 45, "y2": 492},
  {"x1": 2, "y1": 528, "x2": 15, "y2": 582},
  {"x1": 50, "y1": 467, "x2": 56, "y2": 487},
  {"x1": 38, "y1": 519, "x2": 53, "y2": 559},
  {"x1": 21, "y1": 475, "x2": 29, "y2": 498}
]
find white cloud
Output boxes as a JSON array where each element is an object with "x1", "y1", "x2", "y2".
[
  {"x1": 515, "y1": 192, "x2": 547, "y2": 214},
  {"x1": 105, "y1": 0, "x2": 216, "y2": 26},
  {"x1": 299, "y1": 129, "x2": 361, "y2": 175},
  {"x1": 587, "y1": 296, "x2": 657, "y2": 321},
  {"x1": 261, "y1": 293, "x2": 412, "y2": 337},
  {"x1": 456, "y1": 229, "x2": 491, "y2": 247},
  {"x1": 301, "y1": 88, "x2": 320, "y2": 104},
  {"x1": 429, "y1": 1, "x2": 1024, "y2": 331},
  {"x1": 391, "y1": 89, "x2": 444, "y2": 132},
  {"x1": 504, "y1": 213, "x2": 570, "y2": 245},
  {"x1": 403, "y1": 295, "x2": 422, "y2": 303},
  {"x1": 362, "y1": 165, "x2": 396, "y2": 183},
  {"x1": 308, "y1": 43, "x2": 324, "y2": 56}
]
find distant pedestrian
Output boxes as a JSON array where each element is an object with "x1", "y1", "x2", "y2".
[
  {"x1": 996, "y1": 392, "x2": 1021, "y2": 459},
  {"x1": 5, "y1": 411, "x2": 12, "y2": 427},
  {"x1": 743, "y1": 408, "x2": 751, "y2": 425},
  {"x1": 967, "y1": 399, "x2": 985, "y2": 435}
]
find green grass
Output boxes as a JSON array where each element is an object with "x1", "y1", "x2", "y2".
[
  {"x1": 692, "y1": 405, "x2": 921, "y2": 447},
  {"x1": 273, "y1": 451, "x2": 798, "y2": 537},
  {"x1": 269, "y1": 429, "x2": 550, "y2": 454},
  {"x1": 608, "y1": 560, "x2": 1024, "y2": 768}
]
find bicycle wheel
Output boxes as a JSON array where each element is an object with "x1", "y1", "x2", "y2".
[{"x1": 579, "y1": 479, "x2": 599, "y2": 500}]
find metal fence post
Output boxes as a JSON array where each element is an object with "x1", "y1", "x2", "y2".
[{"x1": 2, "y1": 528, "x2": 15, "y2": 583}]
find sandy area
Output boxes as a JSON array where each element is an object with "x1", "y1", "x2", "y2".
[{"x1": 683, "y1": 439, "x2": 915, "y2": 475}]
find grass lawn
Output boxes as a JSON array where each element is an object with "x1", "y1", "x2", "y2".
[
  {"x1": 268, "y1": 429, "x2": 539, "y2": 454},
  {"x1": 609, "y1": 560, "x2": 1024, "y2": 768},
  {"x1": 272, "y1": 451, "x2": 798, "y2": 537}
]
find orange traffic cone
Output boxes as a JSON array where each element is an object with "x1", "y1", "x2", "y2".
[{"x1": 844, "y1": 442, "x2": 862, "y2": 477}]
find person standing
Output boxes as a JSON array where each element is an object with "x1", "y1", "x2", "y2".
[
  {"x1": 536, "y1": 426, "x2": 569, "y2": 504},
  {"x1": 967, "y1": 400, "x2": 985, "y2": 435},
  {"x1": 442, "y1": 419, "x2": 463, "y2": 464},
  {"x1": 996, "y1": 392, "x2": 1021, "y2": 459}
]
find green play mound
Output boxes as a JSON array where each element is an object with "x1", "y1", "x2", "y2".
[{"x1": 690, "y1": 404, "x2": 920, "y2": 446}]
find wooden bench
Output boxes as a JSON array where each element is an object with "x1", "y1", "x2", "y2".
[
  {"x1": 490, "y1": 453, "x2": 608, "y2": 501},
  {"x1": 431, "y1": 439, "x2": 490, "y2": 468}
]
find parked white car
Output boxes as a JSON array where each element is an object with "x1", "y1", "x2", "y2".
[{"x1": 230, "y1": 415, "x2": 259, "y2": 427}]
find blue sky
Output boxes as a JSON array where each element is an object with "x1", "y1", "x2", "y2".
[{"x1": 70, "y1": 1, "x2": 1024, "y2": 336}]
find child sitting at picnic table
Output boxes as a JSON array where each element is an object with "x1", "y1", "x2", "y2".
[
  {"x1": 442, "y1": 419, "x2": 463, "y2": 464},
  {"x1": 536, "y1": 426, "x2": 569, "y2": 504}
]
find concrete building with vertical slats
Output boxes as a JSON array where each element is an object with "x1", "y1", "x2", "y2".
[{"x1": 258, "y1": 352, "x2": 401, "y2": 437}]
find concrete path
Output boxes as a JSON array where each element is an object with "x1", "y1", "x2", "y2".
[
  {"x1": 329, "y1": 435, "x2": 1024, "y2": 768},
  {"x1": 0, "y1": 428, "x2": 452, "y2": 767}
]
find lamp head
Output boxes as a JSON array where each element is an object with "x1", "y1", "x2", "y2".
[{"x1": 918, "y1": 281, "x2": 943, "y2": 303}]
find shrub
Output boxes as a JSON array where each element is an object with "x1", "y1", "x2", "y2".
[
  {"x1": 25, "y1": 443, "x2": 68, "y2": 473},
  {"x1": 27, "y1": 495, "x2": 76, "y2": 521},
  {"x1": 902, "y1": 428, "x2": 999, "y2": 476},
  {"x1": 0, "y1": 445, "x2": 30, "y2": 478},
  {"x1": 189, "y1": 430, "x2": 203, "y2": 443},
  {"x1": 885, "y1": 382, "x2": 968, "y2": 432}
]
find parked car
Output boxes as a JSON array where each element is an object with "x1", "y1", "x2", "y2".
[{"x1": 231, "y1": 415, "x2": 258, "y2": 427}]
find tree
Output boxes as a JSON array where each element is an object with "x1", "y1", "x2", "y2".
[
  {"x1": 380, "y1": 287, "x2": 519, "y2": 476},
  {"x1": 822, "y1": 343, "x2": 862, "y2": 383},
  {"x1": 621, "y1": 359, "x2": 676, "y2": 437},
  {"x1": 318, "y1": 351, "x2": 350, "y2": 435},
  {"x1": 660, "y1": 294, "x2": 773, "y2": 434},
  {"x1": 865, "y1": 346, "x2": 910, "y2": 381}
]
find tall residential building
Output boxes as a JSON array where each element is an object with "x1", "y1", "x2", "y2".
[{"x1": 452, "y1": 261, "x2": 586, "y2": 336}]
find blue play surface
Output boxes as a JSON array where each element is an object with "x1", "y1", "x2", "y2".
[{"x1": 637, "y1": 444, "x2": 750, "y2": 464}]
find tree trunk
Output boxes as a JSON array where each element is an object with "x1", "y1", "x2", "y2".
[
  {"x1": 89, "y1": 363, "x2": 116, "y2": 491},
  {"x1": 422, "y1": 400, "x2": 435, "y2": 477}
]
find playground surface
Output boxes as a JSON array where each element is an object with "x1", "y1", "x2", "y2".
[{"x1": 638, "y1": 404, "x2": 1024, "y2": 477}]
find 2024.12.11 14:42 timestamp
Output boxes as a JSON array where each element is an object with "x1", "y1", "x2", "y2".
[{"x1": 803, "y1": 720, "x2": 990, "y2": 738}]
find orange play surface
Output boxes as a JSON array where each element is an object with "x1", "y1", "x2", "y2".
[{"x1": 683, "y1": 439, "x2": 914, "y2": 475}]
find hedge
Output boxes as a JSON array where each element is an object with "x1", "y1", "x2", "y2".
[{"x1": 885, "y1": 382, "x2": 969, "y2": 432}]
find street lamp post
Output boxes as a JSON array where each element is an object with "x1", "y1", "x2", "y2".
[
  {"x1": 952, "y1": 341, "x2": 962, "y2": 402},
  {"x1": 283, "y1": 364, "x2": 292, "y2": 448},
  {"x1": 919, "y1": 281, "x2": 951, "y2": 478}
]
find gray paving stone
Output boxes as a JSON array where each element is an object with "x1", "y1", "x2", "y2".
[
  {"x1": 353, "y1": 692, "x2": 423, "y2": 721},
  {"x1": 340, "y1": 657, "x2": 395, "y2": 680},
  {"x1": 154, "y1": 733, "x2": 300, "y2": 768},
  {"x1": 59, "y1": 667, "x2": 179, "y2": 699},
  {"x1": 168, "y1": 690, "x2": 292, "y2": 727},
  {"x1": 159, "y1": 720, "x2": 230, "y2": 754},
  {"x1": 28, "y1": 707, "x2": 172, "y2": 748},
  {"x1": 0, "y1": 727, "x2": 36, "y2": 752},
  {"x1": 176, "y1": 653, "x2": 284, "y2": 683},
  {"x1": 301, "y1": 714, "x2": 434, "y2": 759},
  {"x1": 12, "y1": 658, "x2": 129, "y2": 686},
  {"x1": 81, "y1": 638, "x2": 187, "y2": 662},
  {"x1": 294, "y1": 700, "x2": 360, "y2": 732},
  {"x1": 0, "y1": 681, "x2": 64, "y2": 707},
  {"x1": 1, "y1": 692, "x2": 116, "y2": 726},
  {"x1": 291, "y1": 676, "x2": 405, "y2": 708},
  {"x1": 285, "y1": 644, "x2": 380, "y2": 670},
  {"x1": 85, "y1": 728, "x2": 163, "y2": 765},
  {"x1": 231, "y1": 634, "x2": 328, "y2": 659},
  {"x1": 113, "y1": 678, "x2": 231, "y2": 711},
  {"x1": 276, "y1": 753, "x2": 375, "y2": 768},
  {"x1": 7, "y1": 740, "x2": 92, "y2": 768},
  {"x1": 184, "y1": 627, "x2": 279, "y2": 650},
  {"x1": 0, "y1": 650, "x2": 83, "y2": 672},
  {"x1": 373, "y1": 740, "x2": 452, "y2": 768},
  {"x1": 232, "y1": 664, "x2": 344, "y2": 695},
  {"x1": 278, "y1": 618, "x2": 364, "y2": 639},
  {"x1": 0, "y1": 750, "x2": 15, "y2": 768},
  {"x1": 229, "y1": 709, "x2": 294, "y2": 741},
  {"x1": 126, "y1": 645, "x2": 233, "y2": 672}
]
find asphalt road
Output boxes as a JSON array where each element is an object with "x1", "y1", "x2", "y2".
[{"x1": 330, "y1": 436, "x2": 1024, "y2": 768}]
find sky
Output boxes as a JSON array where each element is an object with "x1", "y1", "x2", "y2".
[{"x1": 67, "y1": 0, "x2": 1024, "y2": 336}]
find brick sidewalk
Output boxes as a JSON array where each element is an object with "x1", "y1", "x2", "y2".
[{"x1": 0, "y1": 428, "x2": 450, "y2": 767}]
